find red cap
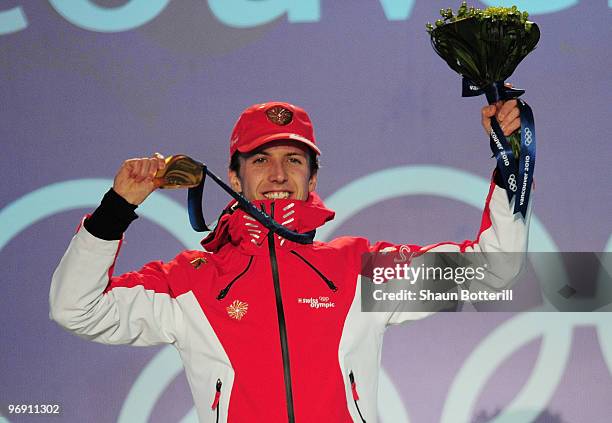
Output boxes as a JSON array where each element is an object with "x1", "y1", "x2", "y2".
[{"x1": 229, "y1": 102, "x2": 321, "y2": 158}]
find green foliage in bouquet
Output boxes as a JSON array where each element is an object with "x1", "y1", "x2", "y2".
[
  {"x1": 426, "y1": 2, "x2": 540, "y2": 157},
  {"x1": 426, "y1": 1, "x2": 539, "y2": 87}
]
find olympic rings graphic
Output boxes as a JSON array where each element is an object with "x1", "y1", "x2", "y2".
[
  {"x1": 319, "y1": 165, "x2": 611, "y2": 423},
  {"x1": 2, "y1": 170, "x2": 611, "y2": 423},
  {"x1": 507, "y1": 174, "x2": 518, "y2": 192},
  {"x1": 524, "y1": 127, "x2": 533, "y2": 146},
  {"x1": 0, "y1": 178, "x2": 411, "y2": 423}
]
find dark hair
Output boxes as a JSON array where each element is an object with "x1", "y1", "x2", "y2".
[{"x1": 229, "y1": 148, "x2": 319, "y2": 176}]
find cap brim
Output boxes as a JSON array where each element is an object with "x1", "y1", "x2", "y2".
[{"x1": 236, "y1": 133, "x2": 321, "y2": 155}]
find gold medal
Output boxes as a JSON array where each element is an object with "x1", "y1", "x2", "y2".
[{"x1": 154, "y1": 155, "x2": 203, "y2": 189}]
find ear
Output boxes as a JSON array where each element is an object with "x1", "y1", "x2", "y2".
[
  {"x1": 308, "y1": 172, "x2": 318, "y2": 193},
  {"x1": 228, "y1": 169, "x2": 242, "y2": 193}
]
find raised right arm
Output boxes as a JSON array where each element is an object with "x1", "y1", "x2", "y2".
[{"x1": 49, "y1": 155, "x2": 186, "y2": 346}]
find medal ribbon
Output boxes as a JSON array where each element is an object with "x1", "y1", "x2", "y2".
[
  {"x1": 515, "y1": 99, "x2": 535, "y2": 218},
  {"x1": 187, "y1": 164, "x2": 316, "y2": 244}
]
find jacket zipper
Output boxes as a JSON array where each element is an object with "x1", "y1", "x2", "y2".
[
  {"x1": 267, "y1": 203, "x2": 296, "y2": 423},
  {"x1": 289, "y1": 250, "x2": 338, "y2": 292},
  {"x1": 349, "y1": 371, "x2": 366, "y2": 423},
  {"x1": 216, "y1": 255, "x2": 254, "y2": 300},
  {"x1": 211, "y1": 378, "x2": 222, "y2": 423}
]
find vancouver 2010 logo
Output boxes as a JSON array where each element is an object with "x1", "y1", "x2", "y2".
[{"x1": 0, "y1": 0, "x2": 600, "y2": 35}]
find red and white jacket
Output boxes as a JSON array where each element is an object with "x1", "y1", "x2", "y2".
[{"x1": 50, "y1": 180, "x2": 531, "y2": 422}]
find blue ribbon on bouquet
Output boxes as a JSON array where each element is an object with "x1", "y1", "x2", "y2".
[{"x1": 462, "y1": 78, "x2": 536, "y2": 218}]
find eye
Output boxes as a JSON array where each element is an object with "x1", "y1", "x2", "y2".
[
  {"x1": 252, "y1": 156, "x2": 267, "y2": 164},
  {"x1": 288, "y1": 157, "x2": 303, "y2": 164}
]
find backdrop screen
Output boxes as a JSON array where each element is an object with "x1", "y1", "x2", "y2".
[{"x1": 1, "y1": 1, "x2": 611, "y2": 422}]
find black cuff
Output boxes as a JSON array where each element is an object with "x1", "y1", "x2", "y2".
[{"x1": 84, "y1": 189, "x2": 138, "y2": 240}]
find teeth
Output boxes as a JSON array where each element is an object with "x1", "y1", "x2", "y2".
[{"x1": 264, "y1": 192, "x2": 290, "y2": 199}]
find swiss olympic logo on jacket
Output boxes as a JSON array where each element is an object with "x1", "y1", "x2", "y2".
[{"x1": 297, "y1": 296, "x2": 335, "y2": 309}]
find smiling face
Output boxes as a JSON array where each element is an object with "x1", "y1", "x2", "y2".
[{"x1": 228, "y1": 140, "x2": 317, "y2": 201}]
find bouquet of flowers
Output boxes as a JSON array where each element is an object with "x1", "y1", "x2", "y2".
[
  {"x1": 426, "y1": 2, "x2": 540, "y2": 218},
  {"x1": 427, "y1": 3, "x2": 539, "y2": 91}
]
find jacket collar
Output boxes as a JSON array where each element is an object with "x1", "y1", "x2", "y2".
[{"x1": 201, "y1": 192, "x2": 335, "y2": 253}]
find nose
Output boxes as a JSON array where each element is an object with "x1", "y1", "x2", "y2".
[{"x1": 268, "y1": 159, "x2": 288, "y2": 184}]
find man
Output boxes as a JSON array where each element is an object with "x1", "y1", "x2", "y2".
[{"x1": 50, "y1": 100, "x2": 528, "y2": 422}]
